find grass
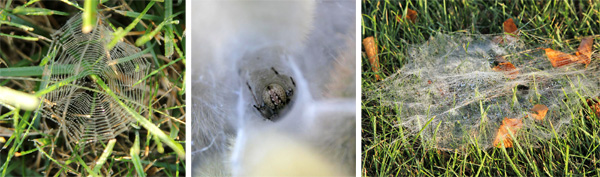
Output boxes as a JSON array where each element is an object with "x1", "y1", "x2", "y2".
[
  {"x1": 362, "y1": 0, "x2": 600, "y2": 176},
  {"x1": 0, "y1": 0, "x2": 185, "y2": 176}
]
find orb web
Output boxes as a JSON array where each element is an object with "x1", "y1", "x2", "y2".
[
  {"x1": 366, "y1": 33, "x2": 600, "y2": 151},
  {"x1": 40, "y1": 13, "x2": 151, "y2": 150}
]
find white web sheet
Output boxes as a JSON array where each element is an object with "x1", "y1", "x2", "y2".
[{"x1": 367, "y1": 33, "x2": 599, "y2": 150}]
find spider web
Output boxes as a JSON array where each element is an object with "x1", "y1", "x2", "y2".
[
  {"x1": 366, "y1": 32, "x2": 600, "y2": 151},
  {"x1": 41, "y1": 13, "x2": 150, "y2": 150}
]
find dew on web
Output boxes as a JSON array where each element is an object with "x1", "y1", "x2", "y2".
[
  {"x1": 367, "y1": 32, "x2": 600, "y2": 151},
  {"x1": 40, "y1": 13, "x2": 150, "y2": 150}
]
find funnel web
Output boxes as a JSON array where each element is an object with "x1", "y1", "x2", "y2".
[
  {"x1": 367, "y1": 33, "x2": 600, "y2": 151},
  {"x1": 41, "y1": 13, "x2": 150, "y2": 150}
]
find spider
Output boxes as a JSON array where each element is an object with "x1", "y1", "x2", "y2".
[{"x1": 246, "y1": 67, "x2": 296, "y2": 120}]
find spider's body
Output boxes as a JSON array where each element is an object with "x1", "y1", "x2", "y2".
[
  {"x1": 247, "y1": 67, "x2": 295, "y2": 120},
  {"x1": 262, "y1": 83, "x2": 288, "y2": 110}
]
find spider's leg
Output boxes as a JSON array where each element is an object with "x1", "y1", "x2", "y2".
[
  {"x1": 290, "y1": 76, "x2": 296, "y2": 87},
  {"x1": 286, "y1": 88, "x2": 293, "y2": 97},
  {"x1": 271, "y1": 67, "x2": 279, "y2": 75},
  {"x1": 287, "y1": 77, "x2": 295, "y2": 100},
  {"x1": 268, "y1": 108, "x2": 277, "y2": 120},
  {"x1": 246, "y1": 82, "x2": 261, "y2": 106}
]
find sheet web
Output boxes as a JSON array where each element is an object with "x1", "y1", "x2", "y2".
[
  {"x1": 367, "y1": 33, "x2": 600, "y2": 151},
  {"x1": 41, "y1": 13, "x2": 150, "y2": 150}
]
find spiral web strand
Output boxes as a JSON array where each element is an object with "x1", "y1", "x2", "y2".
[{"x1": 41, "y1": 13, "x2": 150, "y2": 150}]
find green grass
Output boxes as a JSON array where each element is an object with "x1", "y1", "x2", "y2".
[
  {"x1": 362, "y1": 0, "x2": 600, "y2": 176},
  {"x1": 0, "y1": 0, "x2": 185, "y2": 176}
]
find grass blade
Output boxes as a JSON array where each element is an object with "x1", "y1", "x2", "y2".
[
  {"x1": 0, "y1": 65, "x2": 73, "y2": 77},
  {"x1": 0, "y1": 86, "x2": 39, "y2": 111},
  {"x1": 92, "y1": 139, "x2": 117, "y2": 175},
  {"x1": 12, "y1": 6, "x2": 68, "y2": 16},
  {"x1": 163, "y1": 0, "x2": 174, "y2": 57},
  {"x1": 132, "y1": 57, "x2": 182, "y2": 87},
  {"x1": 107, "y1": 1, "x2": 155, "y2": 50},
  {"x1": 0, "y1": 33, "x2": 38, "y2": 41},
  {"x1": 131, "y1": 131, "x2": 146, "y2": 177},
  {"x1": 134, "y1": 18, "x2": 178, "y2": 46},
  {"x1": 59, "y1": 0, "x2": 83, "y2": 10},
  {"x1": 0, "y1": 20, "x2": 34, "y2": 31},
  {"x1": 113, "y1": 10, "x2": 162, "y2": 21},
  {"x1": 82, "y1": 0, "x2": 98, "y2": 33}
]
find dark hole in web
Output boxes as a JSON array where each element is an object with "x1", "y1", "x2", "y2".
[{"x1": 517, "y1": 85, "x2": 529, "y2": 95}]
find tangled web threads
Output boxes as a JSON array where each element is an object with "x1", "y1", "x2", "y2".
[{"x1": 367, "y1": 33, "x2": 600, "y2": 151}]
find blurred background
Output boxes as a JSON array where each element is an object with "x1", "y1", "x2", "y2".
[{"x1": 191, "y1": 0, "x2": 356, "y2": 176}]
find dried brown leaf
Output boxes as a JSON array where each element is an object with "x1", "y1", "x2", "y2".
[
  {"x1": 396, "y1": 8, "x2": 417, "y2": 23},
  {"x1": 586, "y1": 98, "x2": 600, "y2": 118},
  {"x1": 363, "y1": 36, "x2": 381, "y2": 81},
  {"x1": 530, "y1": 104, "x2": 548, "y2": 121},
  {"x1": 503, "y1": 18, "x2": 519, "y2": 35},
  {"x1": 493, "y1": 118, "x2": 523, "y2": 148},
  {"x1": 493, "y1": 18, "x2": 520, "y2": 45},
  {"x1": 544, "y1": 48, "x2": 578, "y2": 67},
  {"x1": 545, "y1": 36, "x2": 594, "y2": 67},
  {"x1": 492, "y1": 62, "x2": 519, "y2": 79},
  {"x1": 575, "y1": 36, "x2": 594, "y2": 65}
]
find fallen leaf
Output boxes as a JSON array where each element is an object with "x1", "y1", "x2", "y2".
[
  {"x1": 503, "y1": 18, "x2": 519, "y2": 35},
  {"x1": 493, "y1": 18, "x2": 520, "y2": 44},
  {"x1": 493, "y1": 118, "x2": 523, "y2": 148},
  {"x1": 544, "y1": 48, "x2": 578, "y2": 67},
  {"x1": 492, "y1": 62, "x2": 519, "y2": 79},
  {"x1": 575, "y1": 36, "x2": 594, "y2": 65},
  {"x1": 545, "y1": 36, "x2": 594, "y2": 67},
  {"x1": 363, "y1": 36, "x2": 381, "y2": 81},
  {"x1": 586, "y1": 98, "x2": 600, "y2": 118},
  {"x1": 396, "y1": 8, "x2": 417, "y2": 23},
  {"x1": 530, "y1": 104, "x2": 548, "y2": 121}
]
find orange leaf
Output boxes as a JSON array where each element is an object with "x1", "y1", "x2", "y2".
[
  {"x1": 503, "y1": 18, "x2": 519, "y2": 35},
  {"x1": 363, "y1": 36, "x2": 381, "y2": 80},
  {"x1": 545, "y1": 36, "x2": 594, "y2": 67},
  {"x1": 494, "y1": 18, "x2": 519, "y2": 45},
  {"x1": 492, "y1": 62, "x2": 519, "y2": 79},
  {"x1": 493, "y1": 118, "x2": 523, "y2": 148},
  {"x1": 544, "y1": 48, "x2": 578, "y2": 67},
  {"x1": 530, "y1": 104, "x2": 548, "y2": 121},
  {"x1": 575, "y1": 36, "x2": 594, "y2": 65},
  {"x1": 396, "y1": 8, "x2": 417, "y2": 23},
  {"x1": 586, "y1": 98, "x2": 600, "y2": 118}
]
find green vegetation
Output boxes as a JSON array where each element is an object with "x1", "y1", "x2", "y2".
[
  {"x1": 362, "y1": 0, "x2": 600, "y2": 176},
  {"x1": 0, "y1": 0, "x2": 185, "y2": 176}
]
